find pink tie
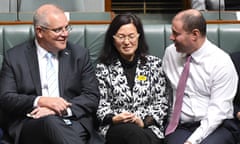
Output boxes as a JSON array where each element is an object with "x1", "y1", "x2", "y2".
[{"x1": 165, "y1": 55, "x2": 191, "y2": 136}]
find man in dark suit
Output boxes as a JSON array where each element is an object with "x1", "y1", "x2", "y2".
[
  {"x1": 0, "y1": 4, "x2": 100, "y2": 144},
  {"x1": 230, "y1": 52, "x2": 240, "y2": 143}
]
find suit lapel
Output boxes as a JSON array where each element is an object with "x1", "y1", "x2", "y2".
[
  {"x1": 58, "y1": 48, "x2": 71, "y2": 97},
  {"x1": 25, "y1": 41, "x2": 42, "y2": 95}
]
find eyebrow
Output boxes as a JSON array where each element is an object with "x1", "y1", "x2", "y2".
[
  {"x1": 115, "y1": 33, "x2": 137, "y2": 36},
  {"x1": 55, "y1": 24, "x2": 69, "y2": 29}
]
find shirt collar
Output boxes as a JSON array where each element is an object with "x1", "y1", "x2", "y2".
[
  {"x1": 35, "y1": 39, "x2": 49, "y2": 59},
  {"x1": 188, "y1": 38, "x2": 209, "y2": 63},
  {"x1": 35, "y1": 39, "x2": 58, "y2": 59}
]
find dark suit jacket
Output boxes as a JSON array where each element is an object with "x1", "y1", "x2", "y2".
[
  {"x1": 230, "y1": 52, "x2": 240, "y2": 142},
  {"x1": 231, "y1": 52, "x2": 240, "y2": 118},
  {"x1": 0, "y1": 40, "x2": 100, "y2": 144}
]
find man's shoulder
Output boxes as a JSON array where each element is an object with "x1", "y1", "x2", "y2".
[
  {"x1": 66, "y1": 42, "x2": 88, "y2": 54},
  {"x1": 67, "y1": 42, "x2": 85, "y2": 50},
  {"x1": 6, "y1": 40, "x2": 33, "y2": 55}
]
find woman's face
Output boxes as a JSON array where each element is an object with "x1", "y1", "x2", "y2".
[{"x1": 113, "y1": 23, "x2": 139, "y2": 61}]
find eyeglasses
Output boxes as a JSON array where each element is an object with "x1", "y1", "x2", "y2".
[
  {"x1": 40, "y1": 25, "x2": 72, "y2": 35},
  {"x1": 113, "y1": 33, "x2": 140, "y2": 42}
]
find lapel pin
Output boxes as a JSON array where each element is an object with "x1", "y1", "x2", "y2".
[{"x1": 64, "y1": 52, "x2": 69, "y2": 55}]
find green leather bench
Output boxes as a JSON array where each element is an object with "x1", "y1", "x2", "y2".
[{"x1": 0, "y1": 24, "x2": 240, "y2": 69}]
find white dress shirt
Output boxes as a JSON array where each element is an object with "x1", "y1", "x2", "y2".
[
  {"x1": 36, "y1": 41, "x2": 59, "y2": 97},
  {"x1": 163, "y1": 39, "x2": 238, "y2": 144},
  {"x1": 33, "y1": 40, "x2": 59, "y2": 107},
  {"x1": 33, "y1": 40, "x2": 72, "y2": 117}
]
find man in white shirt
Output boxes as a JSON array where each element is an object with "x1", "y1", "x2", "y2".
[{"x1": 163, "y1": 9, "x2": 239, "y2": 144}]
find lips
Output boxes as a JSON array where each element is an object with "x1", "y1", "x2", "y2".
[
  {"x1": 122, "y1": 46, "x2": 131, "y2": 50},
  {"x1": 58, "y1": 39, "x2": 67, "y2": 44}
]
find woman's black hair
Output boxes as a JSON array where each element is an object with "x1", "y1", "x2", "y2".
[{"x1": 97, "y1": 13, "x2": 149, "y2": 65}]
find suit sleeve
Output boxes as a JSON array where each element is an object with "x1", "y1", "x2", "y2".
[
  {"x1": 0, "y1": 50, "x2": 36, "y2": 116},
  {"x1": 66, "y1": 46, "x2": 100, "y2": 119}
]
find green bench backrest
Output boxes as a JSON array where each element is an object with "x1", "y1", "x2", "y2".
[{"x1": 0, "y1": 24, "x2": 240, "y2": 70}]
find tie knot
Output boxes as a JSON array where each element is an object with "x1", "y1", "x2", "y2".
[
  {"x1": 186, "y1": 55, "x2": 191, "y2": 63},
  {"x1": 46, "y1": 52, "x2": 55, "y2": 59}
]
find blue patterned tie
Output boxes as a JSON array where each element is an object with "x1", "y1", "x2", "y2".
[{"x1": 46, "y1": 53, "x2": 59, "y2": 97}]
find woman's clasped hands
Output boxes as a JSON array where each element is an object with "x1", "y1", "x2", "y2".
[{"x1": 112, "y1": 111, "x2": 144, "y2": 127}]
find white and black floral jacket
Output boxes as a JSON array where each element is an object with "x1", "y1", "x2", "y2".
[{"x1": 95, "y1": 55, "x2": 169, "y2": 139}]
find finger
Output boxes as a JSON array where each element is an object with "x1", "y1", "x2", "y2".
[
  {"x1": 123, "y1": 116, "x2": 134, "y2": 123},
  {"x1": 30, "y1": 107, "x2": 40, "y2": 115},
  {"x1": 47, "y1": 100, "x2": 67, "y2": 114},
  {"x1": 33, "y1": 108, "x2": 53, "y2": 119},
  {"x1": 131, "y1": 116, "x2": 137, "y2": 123},
  {"x1": 58, "y1": 97, "x2": 71, "y2": 107}
]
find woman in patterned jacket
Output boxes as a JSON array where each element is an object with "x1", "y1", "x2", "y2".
[{"x1": 95, "y1": 13, "x2": 169, "y2": 144}]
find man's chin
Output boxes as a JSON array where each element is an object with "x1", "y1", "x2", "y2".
[
  {"x1": 176, "y1": 47, "x2": 181, "y2": 52},
  {"x1": 175, "y1": 45, "x2": 184, "y2": 52},
  {"x1": 57, "y1": 43, "x2": 67, "y2": 49},
  {"x1": 52, "y1": 46, "x2": 66, "y2": 53}
]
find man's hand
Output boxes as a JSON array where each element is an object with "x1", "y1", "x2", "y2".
[
  {"x1": 27, "y1": 107, "x2": 56, "y2": 119},
  {"x1": 184, "y1": 141, "x2": 192, "y2": 144},
  {"x1": 237, "y1": 111, "x2": 240, "y2": 120},
  {"x1": 38, "y1": 97, "x2": 71, "y2": 116}
]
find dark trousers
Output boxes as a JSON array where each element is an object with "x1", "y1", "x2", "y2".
[
  {"x1": 166, "y1": 119, "x2": 239, "y2": 144},
  {"x1": 106, "y1": 123, "x2": 163, "y2": 144},
  {"x1": 19, "y1": 115, "x2": 89, "y2": 144}
]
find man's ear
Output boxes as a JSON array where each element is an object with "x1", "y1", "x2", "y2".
[
  {"x1": 191, "y1": 29, "x2": 200, "y2": 41},
  {"x1": 35, "y1": 26, "x2": 44, "y2": 38}
]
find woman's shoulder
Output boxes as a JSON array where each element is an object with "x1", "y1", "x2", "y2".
[
  {"x1": 145, "y1": 55, "x2": 162, "y2": 63},
  {"x1": 143, "y1": 55, "x2": 163, "y2": 69},
  {"x1": 96, "y1": 63, "x2": 107, "y2": 69}
]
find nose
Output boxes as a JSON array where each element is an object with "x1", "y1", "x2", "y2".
[
  {"x1": 123, "y1": 37, "x2": 130, "y2": 44},
  {"x1": 60, "y1": 30, "x2": 69, "y2": 36}
]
